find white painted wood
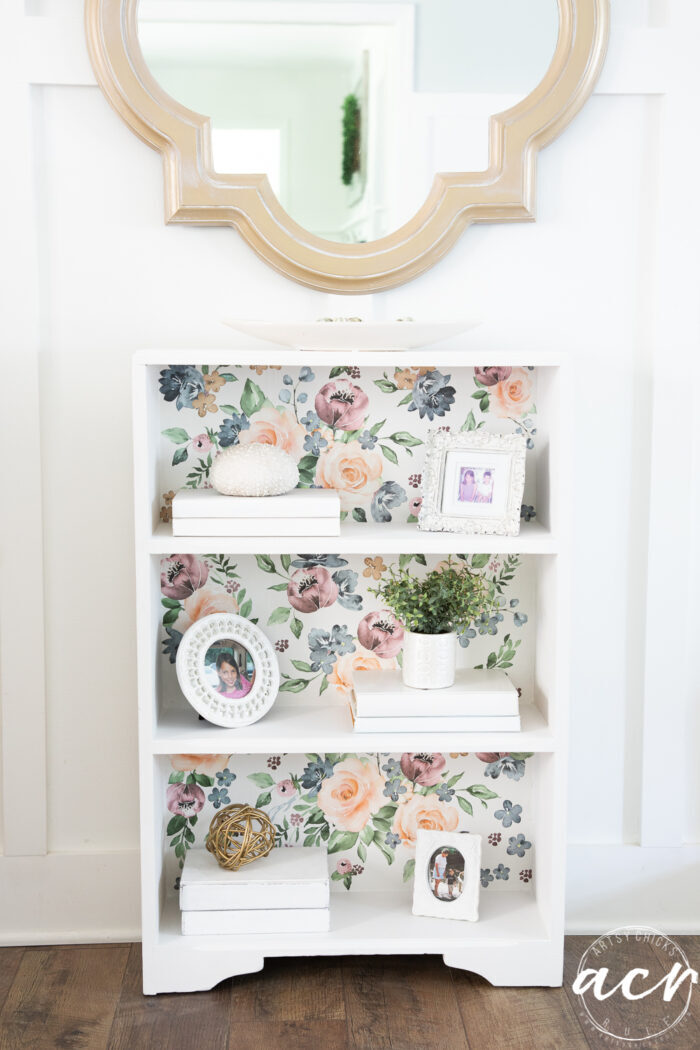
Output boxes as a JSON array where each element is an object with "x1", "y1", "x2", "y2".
[
  {"x1": 0, "y1": 0, "x2": 48, "y2": 857},
  {"x1": 134, "y1": 350, "x2": 570, "y2": 991}
]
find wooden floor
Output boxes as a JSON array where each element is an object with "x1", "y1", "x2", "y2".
[{"x1": 0, "y1": 938, "x2": 697, "y2": 1050}]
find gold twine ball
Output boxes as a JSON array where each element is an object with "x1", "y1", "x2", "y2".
[{"x1": 206, "y1": 803, "x2": 275, "y2": 872}]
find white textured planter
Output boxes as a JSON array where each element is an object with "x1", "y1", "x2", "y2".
[{"x1": 402, "y1": 630, "x2": 456, "y2": 690}]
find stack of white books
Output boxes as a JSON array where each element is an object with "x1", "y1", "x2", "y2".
[
  {"x1": 171, "y1": 487, "x2": 341, "y2": 537},
  {"x1": 350, "y1": 669, "x2": 520, "y2": 732},
  {"x1": 179, "y1": 846, "x2": 330, "y2": 935}
]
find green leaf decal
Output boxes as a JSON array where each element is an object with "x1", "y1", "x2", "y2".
[
  {"x1": 374, "y1": 378, "x2": 398, "y2": 393},
  {"x1": 389, "y1": 431, "x2": 423, "y2": 447},
  {"x1": 461, "y1": 410, "x2": 477, "y2": 432},
  {"x1": 172, "y1": 447, "x2": 188, "y2": 466},
  {"x1": 327, "y1": 830, "x2": 359, "y2": 854},
  {"x1": 402, "y1": 859, "x2": 416, "y2": 883},
  {"x1": 193, "y1": 772, "x2": 213, "y2": 787},
  {"x1": 162, "y1": 427, "x2": 190, "y2": 444},
  {"x1": 239, "y1": 599, "x2": 252, "y2": 619},
  {"x1": 352, "y1": 507, "x2": 367, "y2": 522},
  {"x1": 279, "y1": 678, "x2": 309, "y2": 693},
  {"x1": 369, "y1": 419, "x2": 386, "y2": 436},
  {"x1": 291, "y1": 659, "x2": 313, "y2": 672},
  {"x1": 470, "y1": 553, "x2": 491, "y2": 569},
  {"x1": 290, "y1": 616, "x2": 303, "y2": 640},
  {"x1": 240, "y1": 378, "x2": 266, "y2": 417},
  {"x1": 466, "y1": 784, "x2": 498, "y2": 801},
  {"x1": 379, "y1": 444, "x2": 399, "y2": 465},
  {"x1": 248, "y1": 772, "x2": 274, "y2": 788},
  {"x1": 256, "y1": 792, "x2": 272, "y2": 808},
  {"x1": 457, "y1": 796, "x2": 474, "y2": 816},
  {"x1": 168, "y1": 771, "x2": 184, "y2": 784},
  {"x1": 255, "y1": 554, "x2": 276, "y2": 573},
  {"x1": 267, "y1": 606, "x2": 291, "y2": 625},
  {"x1": 166, "y1": 815, "x2": 186, "y2": 835},
  {"x1": 281, "y1": 554, "x2": 291, "y2": 573}
]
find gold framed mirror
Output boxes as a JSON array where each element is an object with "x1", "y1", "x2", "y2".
[{"x1": 85, "y1": 0, "x2": 609, "y2": 293}]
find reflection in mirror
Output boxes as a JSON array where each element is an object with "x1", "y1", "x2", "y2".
[{"x1": 137, "y1": 1, "x2": 558, "y2": 244}]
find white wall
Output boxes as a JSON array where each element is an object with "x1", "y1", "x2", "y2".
[{"x1": 1, "y1": 0, "x2": 699, "y2": 942}]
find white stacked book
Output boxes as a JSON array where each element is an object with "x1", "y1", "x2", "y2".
[
  {"x1": 179, "y1": 846, "x2": 330, "y2": 935},
  {"x1": 350, "y1": 669, "x2": 520, "y2": 732},
  {"x1": 171, "y1": 487, "x2": 341, "y2": 536}
]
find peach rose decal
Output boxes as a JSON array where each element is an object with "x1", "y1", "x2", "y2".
[
  {"x1": 391, "y1": 792, "x2": 459, "y2": 850},
  {"x1": 489, "y1": 367, "x2": 534, "y2": 418},
  {"x1": 315, "y1": 441, "x2": 383, "y2": 510},
  {"x1": 287, "y1": 566, "x2": 338, "y2": 613},
  {"x1": 238, "y1": 404, "x2": 306, "y2": 460},
  {"x1": 178, "y1": 586, "x2": 239, "y2": 632},
  {"x1": 170, "y1": 754, "x2": 231, "y2": 776},
  {"x1": 327, "y1": 651, "x2": 398, "y2": 696},
  {"x1": 317, "y1": 757, "x2": 385, "y2": 832},
  {"x1": 315, "y1": 379, "x2": 369, "y2": 431}
]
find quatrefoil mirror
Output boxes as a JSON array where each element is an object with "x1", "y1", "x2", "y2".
[{"x1": 86, "y1": 0, "x2": 608, "y2": 292}]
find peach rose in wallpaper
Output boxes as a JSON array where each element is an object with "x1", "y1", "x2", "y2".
[
  {"x1": 317, "y1": 757, "x2": 385, "y2": 832},
  {"x1": 170, "y1": 754, "x2": 232, "y2": 776},
  {"x1": 178, "y1": 587, "x2": 239, "y2": 631},
  {"x1": 327, "y1": 651, "x2": 398, "y2": 696},
  {"x1": 391, "y1": 793, "x2": 460, "y2": 849},
  {"x1": 489, "y1": 367, "x2": 534, "y2": 418},
  {"x1": 238, "y1": 404, "x2": 306, "y2": 460},
  {"x1": 315, "y1": 441, "x2": 383, "y2": 509}
]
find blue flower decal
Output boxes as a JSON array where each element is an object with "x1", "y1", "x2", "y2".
[
  {"x1": 493, "y1": 863, "x2": 510, "y2": 880},
  {"x1": 218, "y1": 412, "x2": 250, "y2": 447},
  {"x1": 494, "y1": 800, "x2": 522, "y2": 827},
  {"x1": 521, "y1": 504, "x2": 536, "y2": 522},
  {"x1": 408, "y1": 370, "x2": 456, "y2": 420},
  {"x1": 159, "y1": 366, "x2": 205, "y2": 410},
  {"x1": 332, "y1": 568, "x2": 363, "y2": 611},
  {"x1": 299, "y1": 367, "x2": 315, "y2": 383},
  {"x1": 300, "y1": 757, "x2": 335, "y2": 795},
  {"x1": 161, "y1": 627, "x2": 183, "y2": 664},
  {"x1": 513, "y1": 612, "x2": 528, "y2": 627},
  {"x1": 382, "y1": 757, "x2": 401, "y2": 778},
  {"x1": 304, "y1": 431, "x2": 328, "y2": 456},
  {"x1": 216, "y1": 768, "x2": 236, "y2": 787},
  {"x1": 480, "y1": 868, "x2": 494, "y2": 888},
  {"x1": 291, "y1": 554, "x2": 348, "y2": 569},
  {"x1": 208, "y1": 787, "x2": 230, "y2": 809},
  {"x1": 371, "y1": 481, "x2": 407, "y2": 523},
  {"x1": 436, "y1": 783, "x2": 455, "y2": 803},
  {"x1": 358, "y1": 430, "x2": 378, "y2": 450},
  {"x1": 385, "y1": 832, "x2": 401, "y2": 850},
  {"x1": 308, "y1": 625, "x2": 356, "y2": 674},
  {"x1": 506, "y1": 833, "x2": 532, "y2": 858},
  {"x1": 483, "y1": 755, "x2": 527, "y2": 781},
  {"x1": 300, "y1": 411, "x2": 322, "y2": 432},
  {"x1": 383, "y1": 778, "x2": 407, "y2": 802}
]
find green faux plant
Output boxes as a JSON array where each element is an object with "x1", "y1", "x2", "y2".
[
  {"x1": 369, "y1": 557, "x2": 496, "y2": 635},
  {"x1": 341, "y1": 94, "x2": 361, "y2": 186}
]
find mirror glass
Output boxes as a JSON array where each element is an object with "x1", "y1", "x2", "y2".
[{"x1": 137, "y1": 1, "x2": 558, "y2": 244}]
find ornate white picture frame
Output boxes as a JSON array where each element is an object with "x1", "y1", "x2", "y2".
[
  {"x1": 175, "y1": 613, "x2": 280, "y2": 728},
  {"x1": 419, "y1": 430, "x2": 527, "y2": 536},
  {"x1": 412, "y1": 830, "x2": 481, "y2": 922}
]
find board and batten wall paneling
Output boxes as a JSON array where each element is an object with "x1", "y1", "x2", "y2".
[{"x1": 0, "y1": 0, "x2": 698, "y2": 942}]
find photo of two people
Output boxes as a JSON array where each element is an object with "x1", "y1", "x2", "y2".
[
  {"x1": 458, "y1": 466, "x2": 495, "y2": 504},
  {"x1": 428, "y1": 846, "x2": 466, "y2": 902}
]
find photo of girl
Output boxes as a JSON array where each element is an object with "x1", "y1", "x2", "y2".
[
  {"x1": 428, "y1": 846, "x2": 466, "y2": 901},
  {"x1": 204, "y1": 638, "x2": 255, "y2": 699},
  {"x1": 458, "y1": 466, "x2": 495, "y2": 504}
]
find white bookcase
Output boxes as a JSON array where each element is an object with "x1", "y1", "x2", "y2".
[{"x1": 133, "y1": 348, "x2": 571, "y2": 994}]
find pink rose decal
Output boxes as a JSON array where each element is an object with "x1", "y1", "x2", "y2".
[
  {"x1": 409, "y1": 496, "x2": 423, "y2": 516},
  {"x1": 191, "y1": 433, "x2": 213, "y2": 452},
  {"x1": 287, "y1": 566, "x2": 338, "y2": 613},
  {"x1": 166, "y1": 782, "x2": 205, "y2": 816},
  {"x1": 315, "y1": 379, "x2": 369, "y2": 431},
  {"x1": 336, "y1": 858, "x2": 353, "y2": 874},
  {"x1": 357, "y1": 609, "x2": 404, "y2": 659},
  {"x1": 161, "y1": 554, "x2": 209, "y2": 599},
  {"x1": 474, "y1": 366, "x2": 512, "y2": 387},
  {"x1": 400, "y1": 753, "x2": 447, "y2": 787},
  {"x1": 275, "y1": 779, "x2": 296, "y2": 798}
]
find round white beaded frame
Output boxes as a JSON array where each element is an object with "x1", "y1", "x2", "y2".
[{"x1": 175, "y1": 613, "x2": 280, "y2": 728}]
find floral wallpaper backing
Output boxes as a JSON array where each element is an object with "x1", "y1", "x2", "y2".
[
  {"x1": 164, "y1": 751, "x2": 536, "y2": 895},
  {"x1": 156, "y1": 363, "x2": 541, "y2": 895},
  {"x1": 157, "y1": 363, "x2": 539, "y2": 525}
]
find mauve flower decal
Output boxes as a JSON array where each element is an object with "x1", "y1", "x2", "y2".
[
  {"x1": 161, "y1": 554, "x2": 208, "y2": 599},
  {"x1": 357, "y1": 609, "x2": 404, "y2": 658},
  {"x1": 287, "y1": 566, "x2": 338, "y2": 613},
  {"x1": 166, "y1": 782, "x2": 205, "y2": 816},
  {"x1": 400, "y1": 752, "x2": 447, "y2": 786},
  {"x1": 408, "y1": 370, "x2": 456, "y2": 421},
  {"x1": 315, "y1": 379, "x2": 369, "y2": 431},
  {"x1": 159, "y1": 366, "x2": 205, "y2": 411},
  {"x1": 474, "y1": 366, "x2": 512, "y2": 387}
]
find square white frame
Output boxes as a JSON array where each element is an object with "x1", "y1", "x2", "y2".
[{"x1": 418, "y1": 430, "x2": 527, "y2": 536}]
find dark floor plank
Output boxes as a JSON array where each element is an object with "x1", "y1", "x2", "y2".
[
  {"x1": 107, "y1": 943, "x2": 231, "y2": 1050},
  {"x1": 563, "y1": 933, "x2": 700, "y2": 1050},
  {"x1": 230, "y1": 1019, "x2": 349, "y2": 1050},
  {"x1": 344, "y1": 955, "x2": 469, "y2": 1050},
  {"x1": 0, "y1": 944, "x2": 129, "y2": 1050},
  {"x1": 451, "y1": 964, "x2": 589, "y2": 1050},
  {"x1": 229, "y1": 955, "x2": 345, "y2": 1023},
  {"x1": 0, "y1": 949, "x2": 24, "y2": 1012}
]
